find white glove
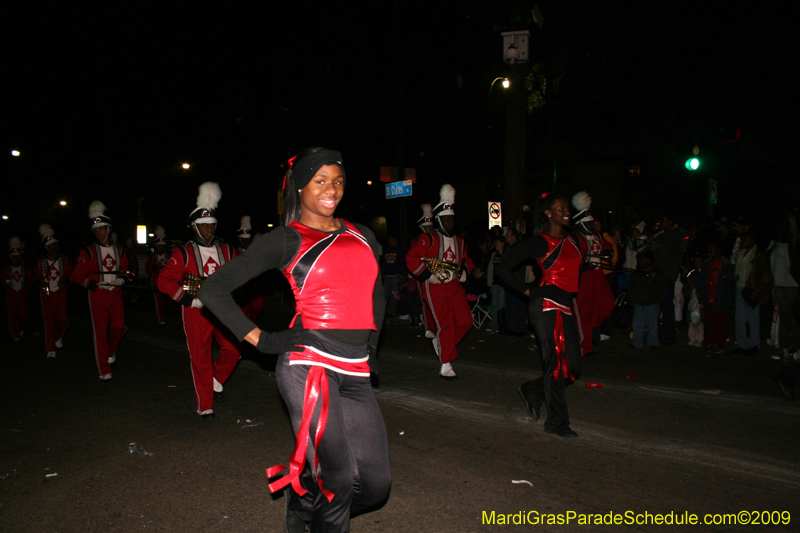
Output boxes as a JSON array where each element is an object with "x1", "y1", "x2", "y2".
[
  {"x1": 427, "y1": 275, "x2": 441, "y2": 285},
  {"x1": 191, "y1": 298, "x2": 204, "y2": 309},
  {"x1": 459, "y1": 270, "x2": 467, "y2": 283},
  {"x1": 112, "y1": 278, "x2": 125, "y2": 286}
]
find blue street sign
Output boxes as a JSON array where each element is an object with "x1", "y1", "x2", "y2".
[{"x1": 385, "y1": 180, "x2": 413, "y2": 199}]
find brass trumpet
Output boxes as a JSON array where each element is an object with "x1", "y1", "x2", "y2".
[
  {"x1": 422, "y1": 257, "x2": 461, "y2": 282},
  {"x1": 181, "y1": 273, "x2": 205, "y2": 296}
]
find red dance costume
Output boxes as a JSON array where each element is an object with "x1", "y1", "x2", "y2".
[
  {"x1": 267, "y1": 220, "x2": 381, "y2": 508},
  {"x1": 146, "y1": 250, "x2": 170, "y2": 324},
  {"x1": 408, "y1": 235, "x2": 435, "y2": 332},
  {"x1": 574, "y1": 231, "x2": 615, "y2": 355},
  {"x1": 2, "y1": 264, "x2": 33, "y2": 340},
  {"x1": 35, "y1": 256, "x2": 72, "y2": 352},
  {"x1": 72, "y1": 243, "x2": 129, "y2": 377},
  {"x1": 158, "y1": 239, "x2": 241, "y2": 414},
  {"x1": 406, "y1": 230, "x2": 474, "y2": 364}
]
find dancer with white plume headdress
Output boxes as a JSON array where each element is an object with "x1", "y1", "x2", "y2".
[
  {"x1": 2, "y1": 237, "x2": 33, "y2": 341},
  {"x1": 36, "y1": 224, "x2": 71, "y2": 357},
  {"x1": 157, "y1": 182, "x2": 241, "y2": 418},
  {"x1": 146, "y1": 226, "x2": 171, "y2": 325},
  {"x1": 71, "y1": 201, "x2": 130, "y2": 380},
  {"x1": 407, "y1": 184, "x2": 474, "y2": 379}
]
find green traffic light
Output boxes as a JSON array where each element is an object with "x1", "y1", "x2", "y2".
[{"x1": 685, "y1": 157, "x2": 700, "y2": 170}]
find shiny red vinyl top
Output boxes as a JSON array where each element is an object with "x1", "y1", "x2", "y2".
[
  {"x1": 283, "y1": 220, "x2": 378, "y2": 330},
  {"x1": 537, "y1": 232, "x2": 582, "y2": 294}
]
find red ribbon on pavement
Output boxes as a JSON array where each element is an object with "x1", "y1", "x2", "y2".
[{"x1": 266, "y1": 365, "x2": 334, "y2": 503}]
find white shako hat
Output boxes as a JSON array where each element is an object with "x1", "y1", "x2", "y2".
[
  {"x1": 8, "y1": 237, "x2": 22, "y2": 256},
  {"x1": 154, "y1": 226, "x2": 166, "y2": 244},
  {"x1": 189, "y1": 182, "x2": 221, "y2": 225},
  {"x1": 88, "y1": 201, "x2": 111, "y2": 229},
  {"x1": 571, "y1": 191, "x2": 594, "y2": 225},
  {"x1": 237, "y1": 216, "x2": 252, "y2": 238},
  {"x1": 432, "y1": 184, "x2": 456, "y2": 218},
  {"x1": 39, "y1": 224, "x2": 58, "y2": 247},
  {"x1": 417, "y1": 204, "x2": 434, "y2": 228}
]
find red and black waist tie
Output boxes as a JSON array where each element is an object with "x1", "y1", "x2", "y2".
[{"x1": 542, "y1": 299, "x2": 576, "y2": 382}]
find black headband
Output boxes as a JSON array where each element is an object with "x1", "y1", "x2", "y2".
[{"x1": 289, "y1": 150, "x2": 345, "y2": 190}]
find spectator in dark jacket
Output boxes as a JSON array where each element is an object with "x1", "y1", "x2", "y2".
[
  {"x1": 628, "y1": 250, "x2": 669, "y2": 349},
  {"x1": 696, "y1": 242, "x2": 735, "y2": 354}
]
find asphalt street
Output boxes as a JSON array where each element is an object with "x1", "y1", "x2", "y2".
[{"x1": 1, "y1": 290, "x2": 799, "y2": 532}]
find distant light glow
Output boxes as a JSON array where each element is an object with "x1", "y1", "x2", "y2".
[
  {"x1": 1, "y1": 215, "x2": 8, "y2": 220},
  {"x1": 136, "y1": 225, "x2": 147, "y2": 244},
  {"x1": 366, "y1": 180, "x2": 373, "y2": 185},
  {"x1": 11, "y1": 150, "x2": 20, "y2": 157},
  {"x1": 148, "y1": 233, "x2": 155, "y2": 237},
  {"x1": 502, "y1": 78, "x2": 510, "y2": 89},
  {"x1": 267, "y1": 224, "x2": 274, "y2": 228},
  {"x1": 685, "y1": 157, "x2": 700, "y2": 170},
  {"x1": 182, "y1": 163, "x2": 190, "y2": 169},
  {"x1": 59, "y1": 200, "x2": 67, "y2": 206}
]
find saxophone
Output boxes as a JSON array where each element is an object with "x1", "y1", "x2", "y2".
[
  {"x1": 421, "y1": 257, "x2": 461, "y2": 283},
  {"x1": 40, "y1": 260, "x2": 51, "y2": 300}
]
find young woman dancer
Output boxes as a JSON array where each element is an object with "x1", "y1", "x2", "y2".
[
  {"x1": 199, "y1": 148, "x2": 390, "y2": 532},
  {"x1": 496, "y1": 193, "x2": 583, "y2": 438}
]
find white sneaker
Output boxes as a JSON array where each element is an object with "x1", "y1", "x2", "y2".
[
  {"x1": 425, "y1": 330, "x2": 436, "y2": 339},
  {"x1": 108, "y1": 354, "x2": 116, "y2": 364},
  {"x1": 398, "y1": 314, "x2": 411, "y2": 321},
  {"x1": 46, "y1": 351, "x2": 56, "y2": 359},
  {"x1": 440, "y1": 363, "x2": 457, "y2": 378},
  {"x1": 599, "y1": 334, "x2": 611, "y2": 341},
  {"x1": 99, "y1": 373, "x2": 113, "y2": 381},
  {"x1": 485, "y1": 328, "x2": 495, "y2": 333},
  {"x1": 213, "y1": 377, "x2": 224, "y2": 393},
  {"x1": 55, "y1": 338, "x2": 64, "y2": 348}
]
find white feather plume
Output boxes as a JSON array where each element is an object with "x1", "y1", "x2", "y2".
[
  {"x1": 9, "y1": 237, "x2": 21, "y2": 250},
  {"x1": 88, "y1": 201, "x2": 107, "y2": 218},
  {"x1": 197, "y1": 182, "x2": 222, "y2": 210},
  {"x1": 154, "y1": 226, "x2": 166, "y2": 240},
  {"x1": 39, "y1": 224, "x2": 55, "y2": 238},
  {"x1": 421, "y1": 204, "x2": 433, "y2": 218},
  {"x1": 240, "y1": 216, "x2": 252, "y2": 231},
  {"x1": 439, "y1": 184, "x2": 456, "y2": 205},
  {"x1": 572, "y1": 191, "x2": 592, "y2": 212}
]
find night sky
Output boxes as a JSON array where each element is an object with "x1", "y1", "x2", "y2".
[{"x1": 3, "y1": 1, "x2": 798, "y2": 250}]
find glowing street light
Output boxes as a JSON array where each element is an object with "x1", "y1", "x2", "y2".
[
  {"x1": 366, "y1": 180, "x2": 373, "y2": 185},
  {"x1": 59, "y1": 200, "x2": 67, "y2": 206},
  {"x1": 182, "y1": 163, "x2": 190, "y2": 170},
  {"x1": 1, "y1": 215, "x2": 8, "y2": 220},
  {"x1": 11, "y1": 150, "x2": 20, "y2": 157}
]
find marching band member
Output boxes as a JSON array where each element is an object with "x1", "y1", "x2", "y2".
[
  {"x1": 36, "y1": 225, "x2": 71, "y2": 358},
  {"x1": 497, "y1": 193, "x2": 583, "y2": 438},
  {"x1": 198, "y1": 148, "x2": 390, "y2": 532},
  {"x1": 412, "y1": 204, "x2": 436, "y2": 337},
  {"x1": 570, "y1": 191, "x2": 615, "y2": 357},
  {"x1": 71, "y1": 202, "x2": 130, "y2": 380},
  {"x1": 2, "y1": 238, "x2": 33, "y2": 341},
  {"x1": 145, "y1": 226, "x2": 171, "y2": 325},
  {"x1": 406, "y1": 185, "x2": 474, "y2": 379},
  {"x1": 157, "y1": 182, "x2": 241, "y2": 419}
]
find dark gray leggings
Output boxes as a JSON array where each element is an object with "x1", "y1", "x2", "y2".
[{"x1": 276, "y1": 353, "x2": 391, "y2": 533}]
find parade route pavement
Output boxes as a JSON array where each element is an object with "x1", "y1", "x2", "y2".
[{"x1": 2, "y1": 295, "x2": 799, "y2": 532}]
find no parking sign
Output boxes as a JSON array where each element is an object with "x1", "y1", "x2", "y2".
[{"x1": 488, "y1": 202, "x2": 502, "y2": 229}]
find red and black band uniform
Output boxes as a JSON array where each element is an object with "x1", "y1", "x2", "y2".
[
  {"x1": 406, "y1": 230, "x2": 474, "y2": 364},
  {"x1": 35, "y1": 255, "x2": 72, "y2": 352},
  {"x1": 71, "y1": 243, "x2": 129, "y2": 377},
  {"x1": 497, "y1": 231, "x2": 584, "y2": 432},
  {"x1": 198, "y1": 219, "x2": 389, "y2": 533},
  {"x1": 2, "y1": 263, "x2": 34, "y2": 341},
  {"x1": 574, "y1": 230, "x2": 615, "y2": 355},
  {"x1": 157, "y1": 238, "x2": 241, "y2": 415},
  {"x1": 145, "y1": 249, "x2": 170, "y2": 324}
]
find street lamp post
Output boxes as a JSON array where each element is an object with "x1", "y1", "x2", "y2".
[{"x1": 501, "y1": 30, "x2": 530, "y2": 228}]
